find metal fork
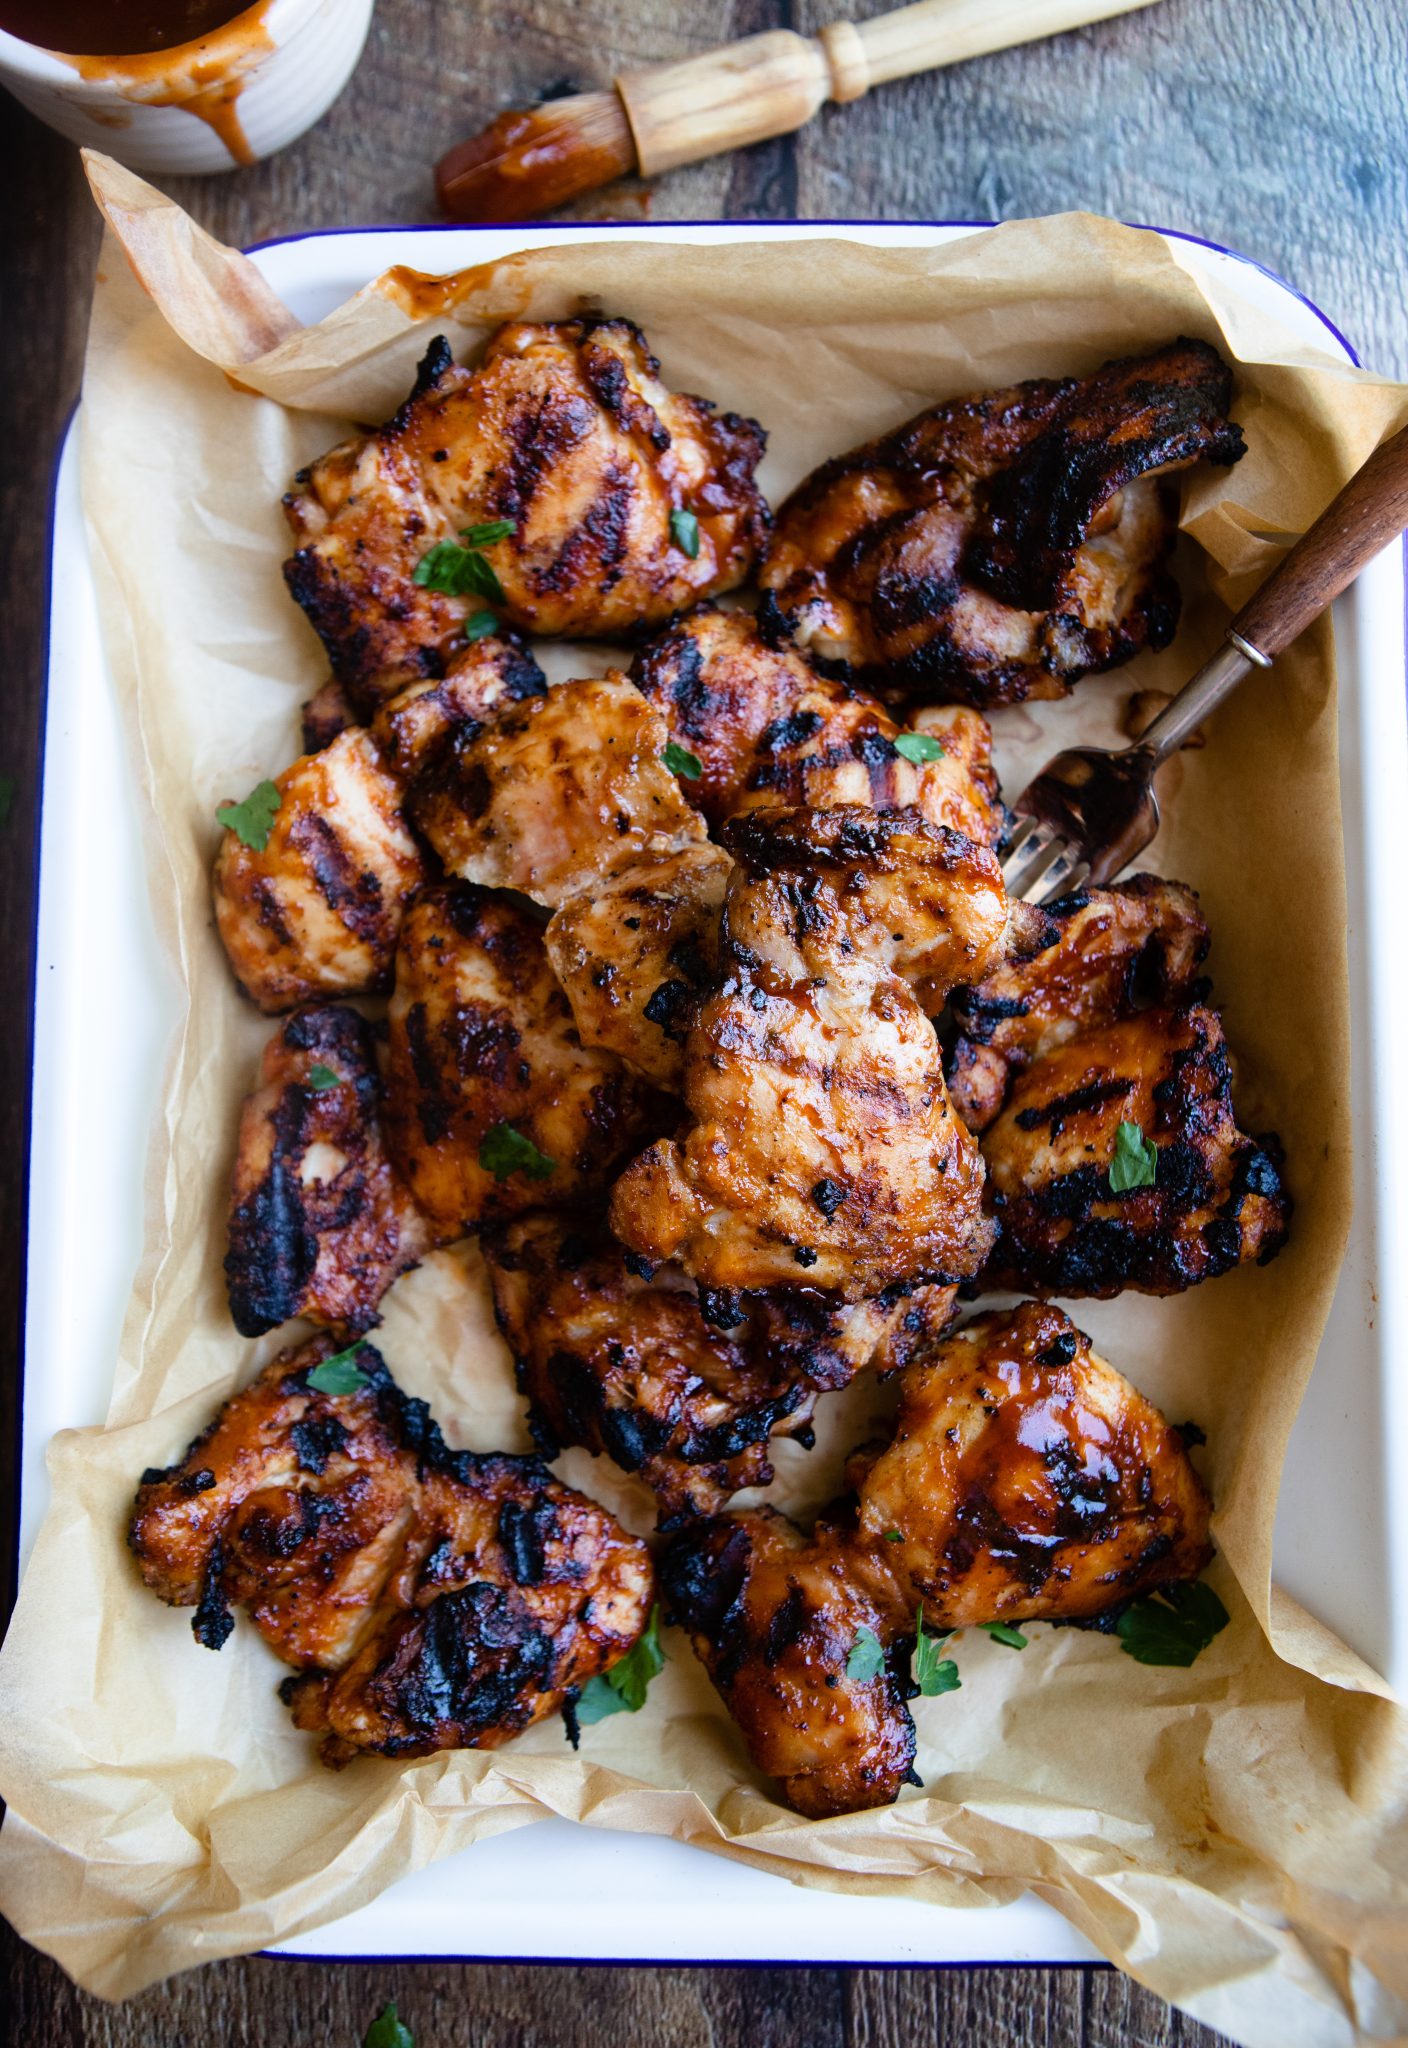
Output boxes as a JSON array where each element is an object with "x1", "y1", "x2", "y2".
[{"x1": 1002, "y1": 418, "x2": 1408, "y2": 903}]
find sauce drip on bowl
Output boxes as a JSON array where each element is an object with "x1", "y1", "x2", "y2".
[{"x1": 0, "y1": 0, "x2": 250, "y2": 55}]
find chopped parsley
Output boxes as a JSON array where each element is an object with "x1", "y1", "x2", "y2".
[
  {"x1": 981, "y1": 1620, "x2": 1028, "y2": 1650},
  {"x1": 216, "y1": 779, "x2": 281, "y2": 852},
  {"x1": 912, "y1": 1606, "x2": 961, "y2": 1697},
  {"x1": 363, "y1": 2001, "x2": 414, "y2": 2048},
  {"x1": 478, "y1": 1122, "x2": 556, "y2": 1183},
  {"x1": 306, "y1": 1064, "x2": 341, "y2": 1091},
  {"x1": 844, "y1": 1624, "x2": 886, "y2": 1683},
  {"x1": 306, "y1": 1343, "x2": 370, "y2": 1396},
  {"x1": 662, "y1": 739, "x2": 703, "y2": 780},
  {"x1": 413, "y1": 519, "x2": 515, "y2": 629},
  {"x1": 578, "y1": 1604, "x2": 666, "y2": 1721},
  {"x1": 463, "y1": 609, "x2": 500, "y2": 641},
  {"x1": 882, "y1": 1529, "x2": 903, "y2": 1543},
  {"x1": 670, "y1": 507, "x2": 701, "y2": 558},
  {"x1": 1117, "y1": 1580, "x2": 1230, "y2": 1667},
  {"x1": 893, "y1": 731, "x2": 946, "y2": 765},
  {"x1": 1109, "y1": 1119, "x2": 1158, "y2": 1192}
]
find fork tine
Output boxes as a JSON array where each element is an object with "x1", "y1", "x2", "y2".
[{"x1": 1002, "y1": 821, "x2": 1070, "y2": 899}]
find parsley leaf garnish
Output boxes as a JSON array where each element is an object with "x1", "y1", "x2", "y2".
[
  {"x1": 461, "y1": 519, "x2": 517, "y2": 546},
  {"x1": 216, "y1": 779, "x2": 281, "y2": 852},
  {"x1": 670, "y1": 508, "x2": 700, "y2": 558},
  {"x1": 981, "y1": 1620, "x2": 1028, "y2": 1650},
  {"x1": 364, "y1": 2000, "x2": 414, "y2": 2048},
  {"x1": 478, "y1": 1122, "x2": 556, "y2": 1182},
  {"x1": 845, "y1": 1624, "x2": 885, "y2": 1683},
  {"x1": 413, "y1": 540, "x2": 506, "y2": 603},
  {"x1": 1109, "y1": 1119, "x2": 1158, "y2": 1193},
  {"x1": 578, "y1": 1604, "x2": 666, "y2": 1721},
  {"x1": 463, "y1": 609, "x2": 500, "y2": 642},
  {"x1": 893, "y1": 731, "x2": 946, "y2": 765},
  {"x1": 662, "y1": 740, "x2": 703, "y2": 780},
  {"x1": 1117, "y1": 1580, "x2": 1229, "y2": 1667},
  {"x1": 882, "y1": 1529, "x2": 903, "y2": 1543},
  {"x1": 306, "y1": 1064, "x2": 340, "y2": 1091},
  {"x1": 306, "y1": 1343, "x2": 370, "y2": 1396},
  {"x1": 913, "y1": 1605, "x2": 961, "y2": 1696}
]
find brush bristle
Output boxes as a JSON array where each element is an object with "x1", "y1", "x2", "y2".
[{"x1": 437, "y1": 92, "x2": 636, "y2": 223}]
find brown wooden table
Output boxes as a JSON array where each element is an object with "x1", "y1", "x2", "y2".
[{"x1": 2, "y1": 2, "x2": 1403, "y2": 2040}]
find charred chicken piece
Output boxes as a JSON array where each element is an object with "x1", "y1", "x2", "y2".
[
  {"x1": 630, "y1": 601, "x2": 1005, "y2": 846},
  {"x1": 946, "y1": 877, "x2": 1210, "y2": 1131},
  {"x1": 225, "y1": 1004, "x2": 436, "y2": 1340},
  {"x1": 213, "y1": 727, "x2": 429, "y2": 1014},
  {"x1": 213, "y1": 637, "x2": 545, "y2": 1013},
  {"x1": 853, "y1": 1302, "x2": 1213, "y2": 1627},
  {"x1": 130, "y1": 1335, "x2": 654, "y2": 1765},
  {"x1": 981, "y1": 1002, "x2": 1291, "y2": 1295},
  {"x1": 610, "y1": 807, "x2": 1006, "y2": 1301},
  {"x1": 762, "y1": 338, "x2": 1244, "y2": 708},
  {"x1": 661, "y1": 1507, "x2": 917, "y2": 1818},
  {"x1": 483, "y1": 1214, "x2": 817, "y2": 1528},
  {"x1": 543, "y1": 842, "x2": 732, "y2": 1092},
  {"x1": 384, "y1": 885, "x2": 666, "y2": 1240},
  {"x1": 283, "y1": 322, "x2": 769, "y2": 702},
  {"x1": 408, "y1": 671, "x2": 708, "y2": 910}
]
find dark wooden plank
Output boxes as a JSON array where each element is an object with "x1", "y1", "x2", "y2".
[{"x1": 6, "y1": 0, "x2": 1402, "y2": 2038}]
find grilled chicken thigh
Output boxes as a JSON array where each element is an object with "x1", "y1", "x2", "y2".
[
  {"x1": 214, "y1": 726, "x2": 429, "y2": 1014},
  {"x1": 543, "y1": 842, "x2": 732, "y2": 1092},
  {"x1": 384, "y1": 885, "x2": 666, "y2": 1239},
  {"x1": 631, "y1": 601, "x2": 1005, "y2": 844},
  {"x1": 762, "y1": 338, "x2": 1244, "y2": 707},
  {"x1": 981, "y1": 1002, "x2": 1291, "y2": 1295},
  {"x1": 665, "y1": 1302, "x2": 1213, "y2": 1816},
  {"x1": 284, "y1": 322, "x2": 769, "y2": 702},
  {"x1": 484, "y1": 1214, "x2": 818, "y2": 1526},
  {"x1": 225, "y1": 1004, "x2": 435, "y2": 1339},
  {"x1": 213, "y1": 636, "x2": 545, "y2": 1013},
  {"x1": 610, "y1": 807, "x2": 1006, "y2": 1300},
  {"x1": 662, "y1": 1507, "x2": 918, "y2": 1817},
  {"x1": 408, "y1": 671, "x2": 708, "y2": 908},
  {"x1": 130, "y1": 1336, "x2": 654, "y2": 1765},
  {"x1": 947, "y1": 877, "x2": 1210, "y2": 1130},
  {"x1": 852, "y1": 1303, "x2": 1212, "y2": 1626}
]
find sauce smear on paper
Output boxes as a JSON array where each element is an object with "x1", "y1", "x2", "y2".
[
  {"x1": 0, "y1": 0, "x2": 275, "y2": 166},
  {"x1": 0, "y1": 0, "x2": 249, "y2": 53}
]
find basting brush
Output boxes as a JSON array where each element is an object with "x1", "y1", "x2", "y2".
[{"x1": 437, "y1": 0, "x2": 1164, "y2": 224}]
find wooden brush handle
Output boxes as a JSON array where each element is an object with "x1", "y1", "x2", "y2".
[
  {"x1": 1231, "y1": 419, "x2": 1408, "y2": 661},
  {"x1": 619, "y1": 0, "x2": 1162, "y2": 175}
]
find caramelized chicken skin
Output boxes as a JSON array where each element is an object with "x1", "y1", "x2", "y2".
[
  {"x1": 384, "y1": 885, "x2": 666, "y2": 1239},
  {"x1": 661, "y1": 1507, "x2": 918, "y2": 1817},
  {"x1": 213, "y1": 637, "x2": 545, "y2": 1013},
  {"x1": 947, "y1": 877, "x2": 1210, "y2": 1131},
  {"x1": 748, "y1": 1279, "x2": 959, "y2": 1393},
  {"x1": 853, "y1": 1303, "x2": 1212, "y2": 1627},
  {"x1": 225, "y1": 1004, "x2": 435, "y2": 1340},
  {"x1": 484, "y1": 1214, "x2": 818, "y2": 1527},
  {"x1": 131, "y1": 1335, "x2": 655, "y2": 1765},
  {"x1": 284, "y1": 323, "x2": 769, "y2": 701},
  {"x1": 762, "y1": 338, "x2": 1244, "y2": 707},
  {"x1": 610, "y1": 807, "x2": 1006, "y2": 1300},
  {"x1": 630, "y1": 602, "x2": 1005, "y2": 844},
  {"x1": 981, "y1": 1002, "x2": 1291, "y2": 1295}
]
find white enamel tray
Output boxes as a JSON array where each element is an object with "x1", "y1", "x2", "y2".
[{"x1": 20, "y1": 223, "x2": 1408, "y2": 1969}]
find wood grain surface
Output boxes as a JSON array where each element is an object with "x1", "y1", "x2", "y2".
[{"x1": 2, "y1": 1, "x2": 1404, "y2": 2041}]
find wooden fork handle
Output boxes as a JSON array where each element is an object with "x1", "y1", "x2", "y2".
[{"x1": 1231, "y1": 418, "x2": 1408, "y2": 661}]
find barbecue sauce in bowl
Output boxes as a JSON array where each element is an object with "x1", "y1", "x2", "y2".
[{"x1": 0, "y1": 0, "x2": 250, "y2": 55}]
